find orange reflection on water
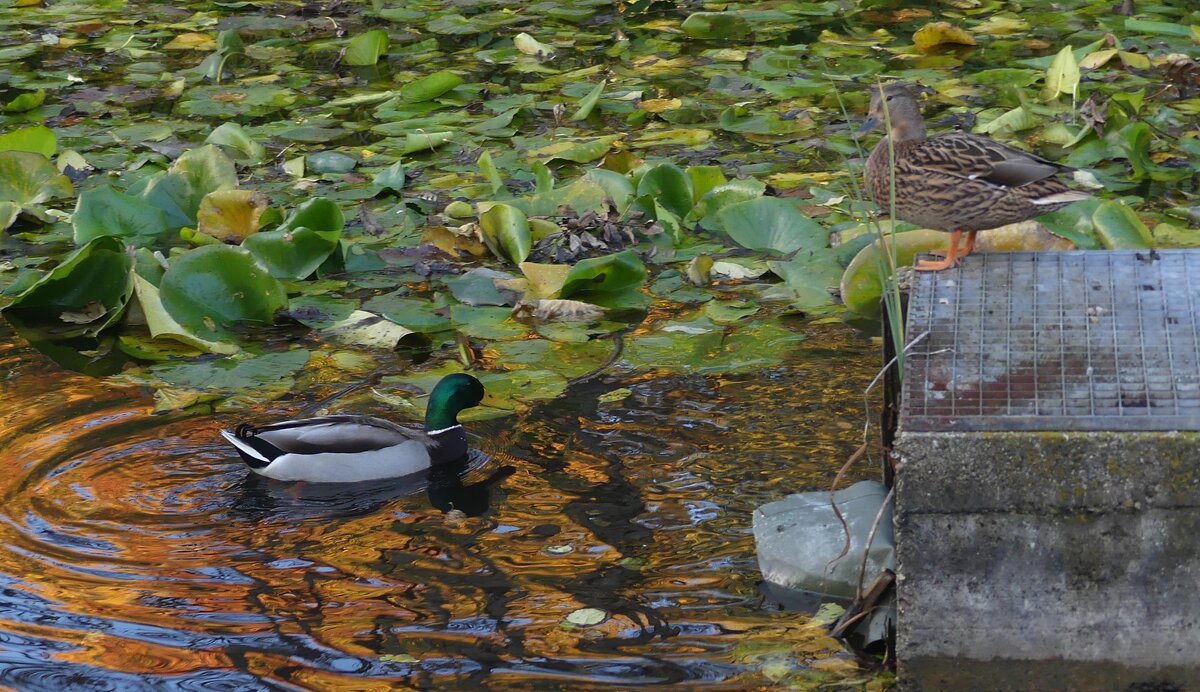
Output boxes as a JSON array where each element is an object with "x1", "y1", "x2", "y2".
[{"x1": 0, "y1": 324, "x2": 882, "y2": 687}]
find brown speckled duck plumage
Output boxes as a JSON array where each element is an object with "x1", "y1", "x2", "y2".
[{"x1": 858, "y1": 83, "x2": 1091, "y2": 270}]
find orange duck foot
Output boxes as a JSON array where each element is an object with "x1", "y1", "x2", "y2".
[{"x1": 915, "y1": 231, "x2": 976, "y2": 272}]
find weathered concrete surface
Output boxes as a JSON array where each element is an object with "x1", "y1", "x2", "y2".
[{"x1": 895, "y1": 431, "x2": 1200, "y2": 690}]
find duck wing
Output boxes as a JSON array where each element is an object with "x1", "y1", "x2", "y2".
[
  {"x1": 237, "y1": 415, "x2": 430, "y2": 456},
  {"x1": 907, "y1": 132, "x2": 1071, "y2": 188}
]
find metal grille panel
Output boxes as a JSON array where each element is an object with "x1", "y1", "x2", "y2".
[{"x1": 901, "y1": 250, "x2": 1200, "y2": 432}]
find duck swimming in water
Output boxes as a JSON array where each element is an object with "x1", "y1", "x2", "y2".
[
  {"x1": 857, "y1": 82, "x2": 1091, "y2": 271},
  {"x1": 220, "y1": 373, "x2": 485, "y2": 483}
]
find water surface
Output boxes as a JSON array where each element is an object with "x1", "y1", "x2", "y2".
[{"x1": 0, "y1": 323, "x2": 881, "y2": 688}]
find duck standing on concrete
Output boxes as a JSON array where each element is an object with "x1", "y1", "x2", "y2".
[
  {"x1": 221, "y1": 373, "x2": 485, "y2": 483},
  {"x1": 856, "y1": 82, "x2": 1091, "y2": 271}
]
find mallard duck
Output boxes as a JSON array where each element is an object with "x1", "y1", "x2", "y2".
[
  {"x1": 220, "y1": 373, "x2": 485, "y2": 483},
  {"x1": 857, "y1": 82, "x2": 1091, "y2": 271}
]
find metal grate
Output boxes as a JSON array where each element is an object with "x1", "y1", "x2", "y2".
[{"x1": 901, "y1": 250, "x2": 1200, "y2": 432}]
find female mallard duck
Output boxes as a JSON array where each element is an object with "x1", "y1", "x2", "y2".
[
  {"x1": 220, "y1": 373, "x2": 485, "y2": 483},
  {"x1": 858, "y1": 82, "x2": 1091, "y2": 270}
]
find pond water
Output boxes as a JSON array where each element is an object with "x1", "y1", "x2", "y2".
[{"x1": 0, "y1": 321, "x2": 882, "y2": 688}]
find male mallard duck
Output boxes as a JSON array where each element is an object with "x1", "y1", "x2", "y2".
[
  {"x1": 220, "y1": 373, "x2": 485, "y2": 483},
  {"x1": 857, "y1": 82, "x2": 1091, "y2": 271}
]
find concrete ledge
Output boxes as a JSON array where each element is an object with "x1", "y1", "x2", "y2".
[
  {"x1": 897, "y1": 431, "x2": 1200, "y2": 513},
  {"x1": 896, "y1": 431, "x2": 1200, "y2": 687}
]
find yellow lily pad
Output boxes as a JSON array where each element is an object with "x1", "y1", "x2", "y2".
[{"x1": 913, "y1": 21, "x2": 976, "y2": 52}]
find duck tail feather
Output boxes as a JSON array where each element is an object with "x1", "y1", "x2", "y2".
[{"x1": 220, "y1": 428, "x2": 280, "y2": 469}]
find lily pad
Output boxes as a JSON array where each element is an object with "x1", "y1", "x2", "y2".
[
  {"x1": 636, "y1": 163, "x2": 693, "y2": 219},
  {"x1": 132, "y1": 274, "x2": 240, "y2": 354},
  {"x1": 401, "y1": 71, "x2": 463, "y2": 102},
  {"x1": 479, "y1": 203, "x2": 532, "y2": 264},
  {"x1": 345, "y1": 29, "x2": 389, "y2": 66},
  {"x1": 196, "y1": 189, "x2": 270, "y2": 243},
  {"x1": 717, "y1": 197, "x2": 828, "y2": 254},
  {"x1": 159, "y1": 244, "x2": 288, "y2": 341},
  {"x1": 3, "y1": 236, "x2": 133, "y2": 340},
  {"x1": 131, "y1": 145, "x2": 238, "y2": 230},
  {"x1": 322, "y1": 310, "x2": 422, "y2": 349},
  {"x1": 1092, "y1": 200, "x2": 1153, "y2": 249},
  {"x1": 840, "y1": 230, "x2": 950, "y2": 317},
  {"x1": 243, "y1": 198, "x2": 345, "y2": 279},
  {"x1": 0, "y1": 150, "x2": 72, "y2": 215},
  {"x1": 73, "y1": 186, "x2": 171, "y2": 245},
  {"x1": 0, "y1": 125, "x2": 56, "y2": 157},
  {"x1": 559, "y1": 250, "x2": 647, "y2": 298}
]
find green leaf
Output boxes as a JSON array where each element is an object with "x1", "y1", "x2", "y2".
[
  {"x1": 205, "y1": 122, "x2": 266, "y2": 163},
  {"x1": 581, "y1": 168, "x2": 634, "y2": 211},
  {"x1": 400, "y1": 71, "x2": 463, "y2": 102},
  {"x1": 717, "y1": 197, "x2": 828, "y2": 254},
  {"x1": 636, "y1": 163, "x2": 693, "y2": 219},
  {"x1": 150, "y1": 349, "x2": 310, "y2": 391},
  {"x1": 159, "y1": 244, "x2": 288, "y2": 340},
  {"x1": 344, "y1": 29, "x2": 390, "y2": 66},
  {"x1": 529, "y1": 135, "x2": 620, "y2": 164},
  {"x1": 687, "y1": 165, "x2": 727, "y2": 201},
  {"x1": 3, "y1": 236, "x2": 133, "y2": 340},
  {"x1": 1123, "y1": 18, "x2": 1195, "y2": 37},
  {"x1": 478, "y1": 149, "x2": 504, "y2": 195},
  {"x1": 243, "y1": 198, "x2": 345, "y2": 279},
  {"x1": 371, "y1": 161, "x2": 406, "y2": 194},
  {"x1": 479, "y1": 203, "x2": 532, "y2": 264},
  {"x1": 560, "y1": 250, "x2": 647, "y2": 298},
  {"x1": 692, "y1": 178, "x2": 766, "y2": 225},
  {"x1": 3, "y1": 90, "x2": 45, "y2": 113},
  {"x1": 73, "y1": 186, "x2": 171, "y2": 245},
  {"x1": 681, "y1": 12, "x2": 751, "y2": 39},
  {"x1": 623, "y1": 316, "x2": 806, "y2": 374},
  {"x1": 132, "y1": 274, "x2": 240, "y2": 354},
  {"x1": 130, "y1": 145, "x2": 238, "y2": 229},
  {"x1": 0, "y1": 125, "x2": 56, "y2": 157},
  {"x1": 401, "y1": 130, "x2": 456, "y2": 154},
  {"x1": 571, "y1": 80, "x2": 606, "y2": 121},
  {"x1": 840, "y1": 230, "x2": 950, "y2": 317},
  {"x1": 1092, "y1": 200, "x2": 1153, "y2": 249},
  {"x1": 0, "y1": 151, "x2": 72, "y2": 207},
  {"x1": 1041, "y1": 45, "x2": 1079, "y2": 102},
  {"x1": 975, "y1": 106, "x2": 1040, "y2": 135}
]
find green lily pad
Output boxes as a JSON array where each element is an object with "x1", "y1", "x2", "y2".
[
  {"x1": 345, "y1": 29, "x2": 390, "y2": 66},
  {"x1": 0, "y1": 151, "x2": 72, "y2": 211},
  {"x1": 445, "y1": 267, "x2": 518, "y2": 306},
  {"x1": 480, "y1": 203, "x2": 532, "y2": 264},
  {"x1": 73, "y1": 186, "x2": 171, "y2": 245},
  {"x1": 623, "y1": 315, "x2": 807, "y2": 374},
  {"x1": 840, "y1": 230, "x2": 950, "y2": 317},
  {"x1": 3, "y1": 236, "x2": 133, "y2": 340},
  {"x1": 692, "y1": 178, "x2": 766, "y2": 226},
  {"x1": 1092, "y1": 200, "x2": 1153, "y2": 249},
  {"x1": 0, "y1": 125, "x2": 56, "y2": 157},
  {"x1": 530, "y1": 135, "x2": 621, "y2": 164},
  {"x1": 244, "y1": 198, "x2": 345, "y2": 279},
  {"x1": 681, "y1": 12, "x2": 751, "y2": 39},
  {"x1": 559, "y1": 250, "x2": 647, "y2": 298},
  {"x1": 717, "y1": 197, "x2": 828, "y2": 254},
  {"x1": 450, "y1": 305, "x2": 528, "y2": 340},
  {"x1": 150, "y1": 349, "x2": 310, "y2": 391},
  {"x1": 132, "y1": 274, "x2": 240, "y2": 354},
  {"x1": 636, "y1": 163, "x2": 694, "y2": 219},
  {"x1": 159, "y1": 244, "x2": 288, "y2": 340},
  {"x1": 205, "y1": 122, "x2": 265, "y2": 163},
  {"x1": 372, "y1": 161, "x2": 406, "y2": 195},
  {"x1": 401, "y1": 71, "x2": 463, "y2": 102},
  {"x1": 130, "y1": 145, "x2": 238, "y2": 230}
]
